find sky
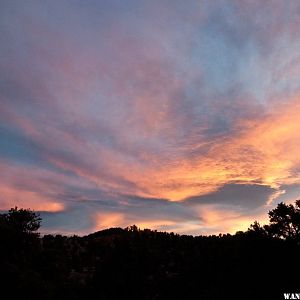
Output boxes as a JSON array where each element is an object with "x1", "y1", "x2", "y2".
[{"x1": 1, "y1": 0, "x2": 300, "y2": 235}]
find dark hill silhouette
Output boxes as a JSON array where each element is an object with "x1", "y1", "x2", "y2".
[{"x1": 0, "y1": 202, "x2": 300, "y2": 299}]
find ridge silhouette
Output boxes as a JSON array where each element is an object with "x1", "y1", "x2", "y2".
[{"x1": 1, "y1": 201, "x2": 299, "y2": 300}]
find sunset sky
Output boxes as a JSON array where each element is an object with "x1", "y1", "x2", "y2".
[{"x1": 1, "y1": 0, "x2": 300, "y2": 235}]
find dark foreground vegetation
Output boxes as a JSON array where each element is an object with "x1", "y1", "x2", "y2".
[{"x1": 1, "y1": 201, "x2": 300, "y2": 300}]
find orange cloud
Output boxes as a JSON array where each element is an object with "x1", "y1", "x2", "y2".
[
  {"x1": 0, "y1": 160, "x2": 72, "y2": 213},
  {"x1": 140, "y1": 96, "x2": 300, "y2": 201},
  {"x1": 193, "y1": 204, "x2": 270, "y2": 234},
  {"x1": 94, "y1": 212, "x2": 125, "y2": 231},
  {"x1": 0, "y1": 184, "x2": 64, "y2": 212},
  {"x1": 32, "y1": 96, "x2": 300, "y2": 205},
  {"x1": 93, "y1": 211, "x2": 204, "y2": 235}
]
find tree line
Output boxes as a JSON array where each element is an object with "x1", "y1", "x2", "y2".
[{"x1": 0, "y1": 201, "x2": 299, "y2": 299}]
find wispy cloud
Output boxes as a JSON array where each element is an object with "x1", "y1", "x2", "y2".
[{"x1": 1, "y1": 0, "x2": 300, "y2": 234}]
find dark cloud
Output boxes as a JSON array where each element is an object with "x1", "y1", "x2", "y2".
[
  {"x1": 185, "y1": 184, "x2": 276, "y2": 209},
  {"x1": 39, "y1": 192, "x2": 201, "y2": 235}
]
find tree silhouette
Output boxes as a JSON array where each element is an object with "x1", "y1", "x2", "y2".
[
  {"x1": 247, "y1": 220, "x2": 269, "y2": 237},
  {"x1": 267, "y1": 200, "x2": 300, "y2": 240},
  {"x1": 249, "y1": 200, "x2": 300, "y2": 241},
  {"x1": 4, "y1": 207, "x2": 41, "y2": 233},
  {"x1": 0, "y1": 203, "x2": 299, "y2": 300}
]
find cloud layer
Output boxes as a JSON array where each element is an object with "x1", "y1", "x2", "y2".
[{"x1": 1, "y1": 0, "x2": 300, "y2": 234}]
